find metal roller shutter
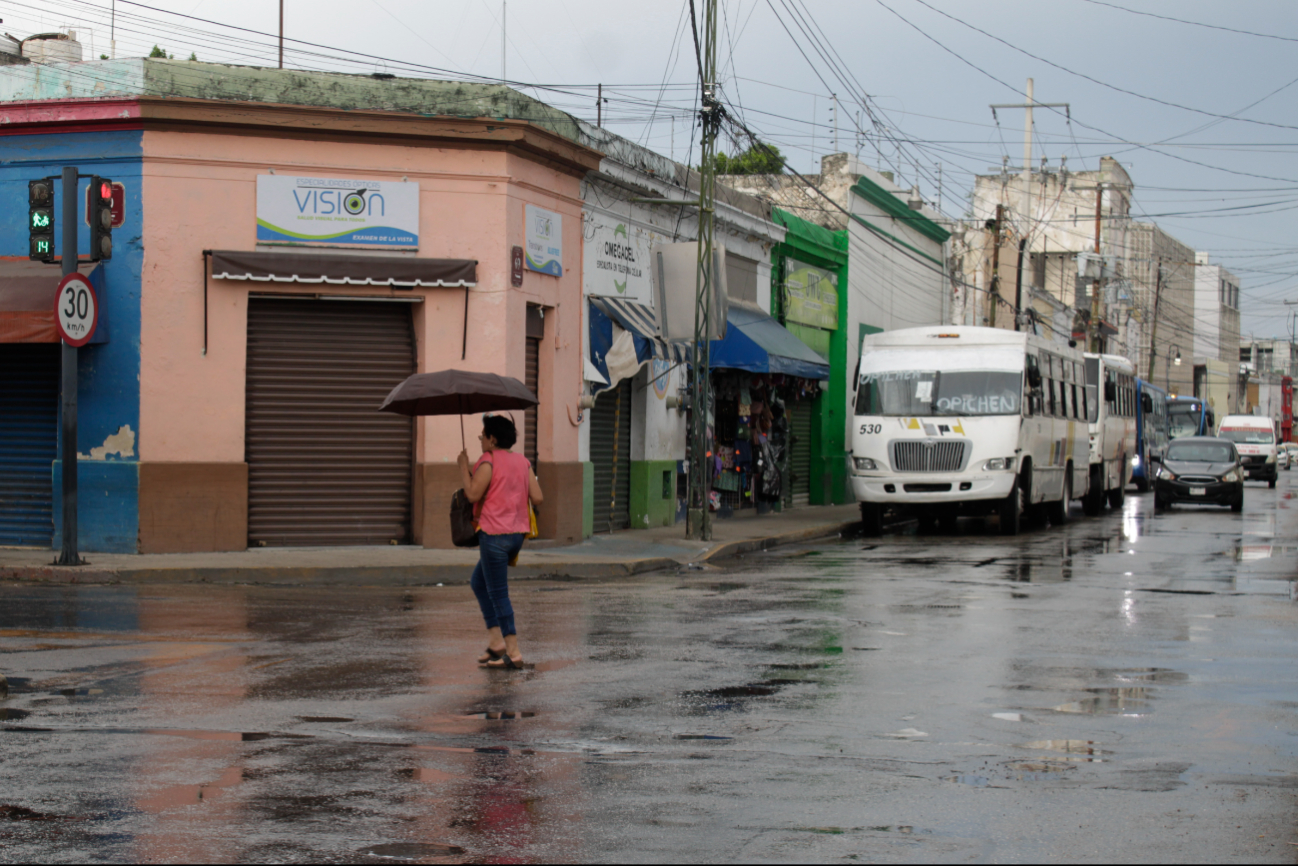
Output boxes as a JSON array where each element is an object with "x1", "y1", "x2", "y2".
[
  {"x1": 590, "y1": 380, "x2": 632, "y2": 532},
  {"x1": 246, "y1": 298, "x2": 415, "y2": 546},
  {"x1": 0, "y1": 344, "x2": 59, "y2": 546},
  {"x1": 524, "y1": 336, "x2": 540, "y2": 469},
  {"x1": 787, "y1": 400, "x2": 812, "y2": 507}
]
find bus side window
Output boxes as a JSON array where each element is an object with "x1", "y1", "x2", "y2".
[
  {"x1": 1059, "y1": 377, "x2": 1069, "y2": 418},
  {"x1": 1071, "y1": 383, "x2": 1080, "y2": 419}
]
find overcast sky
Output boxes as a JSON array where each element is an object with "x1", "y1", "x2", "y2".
[{"x1": 16, "y1": 0, "x2": 1298, "y2": 340}]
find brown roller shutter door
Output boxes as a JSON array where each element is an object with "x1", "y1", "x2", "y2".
[
  {"x1": 246, "y1": 298, "x2": 415, "y2": 546},
  {"x1": 524, "y1": 337, "x2": 540, "y2": 468}
]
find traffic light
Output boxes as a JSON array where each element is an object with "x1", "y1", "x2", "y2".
[
  {"x1": 89, "y1": 176, "x2": 113, "y2": 261},
  {"x1": 28, "y1": 178, "x2": 54, "y2": 262}
]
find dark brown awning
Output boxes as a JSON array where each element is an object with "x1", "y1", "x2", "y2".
[
  {"x1": 0, "y1": 259, "x2": 98, "y2": 343},
  {"x1": 210, "y1": 250, "x2": 476, "y2": 288}
]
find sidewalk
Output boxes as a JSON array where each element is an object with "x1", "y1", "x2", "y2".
[{"x1": 0, "y1": 504, "x2": 864, "y2": 586}]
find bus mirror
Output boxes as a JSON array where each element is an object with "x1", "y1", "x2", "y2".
[
  {"x1": 1104, "y1": 381, "x2": 1117, "y2": 402},
  {"x1": 1027, "y1": 367, "x2": 1042, "y2": 389},
  {"x1": 1142, "y1": 393, "x2": 1153, "y2": 413}
]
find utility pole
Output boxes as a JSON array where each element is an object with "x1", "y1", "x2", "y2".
[
  {"x1": 687, "y1": 0, "x2": 721, "y2": 541},
  {"x1": 832, "y1": 93, "x2": 839, "y2": 152},
  {"x1": 597, "y1": 83, "x2": 602, "y2": 127},
  {"x1": 278, "y1": 0, "x2": 284, "y2": 68},
  {"x1": 1147, "y1": 258, "x2": 1163, "y2": 385},
  {"x1": 988, "y1": 204, "x2": 1003, "y2": 328},
  {"x1": 1014, "y1": 238, "x2": 1027, "y2": 331},
  {"x1": 1091, "y1": 185, "x2": 1103, "y2": 352},
  {"x1": 501, "y1": 1, "x2": 506, "y2": 82},
  {"x1": 111, "y1": 0, "x2": 116, "y2": 59},
  {"x1": 58, "y1": 166, "x2": 82, "y2": 566}
]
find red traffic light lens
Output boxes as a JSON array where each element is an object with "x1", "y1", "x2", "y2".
[{"x1": 100, "y1": 182, "x2": 112, "y2": 199}]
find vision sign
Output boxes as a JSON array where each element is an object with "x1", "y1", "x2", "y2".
[{"x1": 256, "y1": 175, "x2": 419, "y2": 248}]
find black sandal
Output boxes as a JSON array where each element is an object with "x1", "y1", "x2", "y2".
[
  {"x1": 484, "y1": 655, "x2": 523, "y2": 670},
  {"x1": 478, "y1": 647, "x2": 504, "y2": 664}
]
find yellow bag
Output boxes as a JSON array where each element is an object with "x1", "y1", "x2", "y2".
[{"x1": 526, "y1": 501, "x2": 540, "y2": 540}]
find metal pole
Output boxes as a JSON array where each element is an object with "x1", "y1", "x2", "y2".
[
  {"x1": 597, "y1": 83, "x2": 602, "y2": 127},
  {"x1": 1147, "y1": 258, "x2": 1163, "y2": 387},
  {"x1": 687, "y1": 0, "x2": 720, "y2": 541},
  {"x1": 501, "y1": 1, "x2": 506, "y2": 82},
  {"x1": 57, "y1": 166, "x2": 81, "y2": 566},
  {"x1": 111, "y1": 0, "x2": 116, "y2": 59},
  {"x1": 278, "y1": 0, "x2": 284, "y2": 68},
  {"x1": 1013, "y1": 238, "x2": 1026, "y2": 332},
  {"x1": 989, "y1": 204, "x2": 1003, "y2": 328},
  {"x1": 1090, "y1": 185, "x2": 1103, "y2": 353}
]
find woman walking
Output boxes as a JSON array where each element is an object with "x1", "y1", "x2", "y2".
[{"x1": 458, "y1": 413, "x2": 543, "y2": 669}]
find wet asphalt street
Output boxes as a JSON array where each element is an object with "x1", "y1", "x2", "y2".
[{"x1": 2, "y1": 477, "x2": 1297, "y2": 863}]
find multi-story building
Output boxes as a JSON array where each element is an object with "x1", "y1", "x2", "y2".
[
  {"x1": 959, "y1": 156, "x2": 1134, "y2": 353},
  {"x1": 1127, "y1": 223, "x2": 1196, "y2": 395},
  {"x1": 1192, "y1": 253, "x2": 1243, "y2": 415}
]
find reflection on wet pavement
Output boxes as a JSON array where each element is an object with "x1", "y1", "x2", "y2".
[{"x1": 1, "y1": 476, "x2": 1297, "y2": 861}]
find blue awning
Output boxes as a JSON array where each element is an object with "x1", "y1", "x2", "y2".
[{"x1": 709, "y1": 301, "x2": 830, "y2": 380}]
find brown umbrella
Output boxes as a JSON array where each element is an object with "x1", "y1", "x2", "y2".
[{"x1": 378, "y1": 369, "x2": 538, "y2": 448}]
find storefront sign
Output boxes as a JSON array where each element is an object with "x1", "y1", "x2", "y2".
[
  {"x1": 785, "y1": 258, "x2": 839, "y2": 330},
  {"x1": 586, "y1": 214, "x2": 653, "y2": 304},
  {"x1": 256, "y1": 175, "x2": 419, "y2": 248},
  {"x1": 525, "y1": 204, "x2": 563, "y2": 276}
]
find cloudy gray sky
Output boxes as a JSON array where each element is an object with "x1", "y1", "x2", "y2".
[{"x1": 16, "y1": 0, "x2": 1298, "y2": 339}]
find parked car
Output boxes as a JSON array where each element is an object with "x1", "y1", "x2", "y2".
[
  {"x1": 1279, "y1": 442, "x2": 1298, "y2": 471},
  {"x1": 1154, "y1": 437, "x2": 1244, "y2": 512}
]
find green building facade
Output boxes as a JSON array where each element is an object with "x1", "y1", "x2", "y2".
[{"x1": 770, "y1": 209, "x2": 852, "y2": 506}]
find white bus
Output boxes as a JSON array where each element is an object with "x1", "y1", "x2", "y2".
[
  {"x1": 850, "y1": 326, "x2": 1091, "y2": 536},
  {"x1": 1082, "y1": 353, "x2": 1137, "y2": 515}
]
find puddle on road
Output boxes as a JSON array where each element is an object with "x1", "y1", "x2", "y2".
[
  {"x1": 463, "y1": 711, "x2": 535, "y2": 720},
  {"x1": 1053, "y1": 687, "x2": 1152, "y2": 715},
  {"x1": 0, "y1": 708, "x2": 31, "y2": 722},
  {"x1": 151, "y1": 730, "x2": 313, "y2": 742},
  {"x1": 944, "y1": 774, "x2": 992, "y2": 787},
  {"x1": 674, "y1": 734, "x2": 733, "y2": 740},
  {"x1": 357, "y1": 842, "x2": 465, "y2": 860}
]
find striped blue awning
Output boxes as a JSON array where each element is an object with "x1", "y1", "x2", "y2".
[{"x1": 588, "y1": 296, "x2": 689, "y2": 364}]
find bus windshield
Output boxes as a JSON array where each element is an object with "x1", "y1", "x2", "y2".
[
  {"x1": 855, "y1": 370, "x2": 1022, "y2": 417},
  {"x1": 1219, "y1": 427, "x2": 1274, "y2": 445},
  {"x1": 1168, "y1": 403, "x2": 1203, "y2": 438}
]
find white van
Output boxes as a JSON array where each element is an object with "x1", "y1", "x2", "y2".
[{"x1": 1217, "y1": 414, "x2": 1278, "y2": 488}]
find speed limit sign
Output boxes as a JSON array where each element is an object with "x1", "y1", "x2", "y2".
[{"x1": 54, "y1": 273, "x2": 99, "y2": 347}]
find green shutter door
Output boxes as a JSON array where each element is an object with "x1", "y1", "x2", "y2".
[
  {"x1": 787, "y1": 399, "x2": 813, "y2": 507},
  {"x1": 590, "y1": 380, "x2": 632, "y2": 532}
]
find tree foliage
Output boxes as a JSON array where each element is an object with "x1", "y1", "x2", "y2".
[
  {"x1": 708, "y1": 144, "x2": 785, "y2": 176},
  {"x1": 148, "y1": 45, "x2": 167, "y2": 58}
]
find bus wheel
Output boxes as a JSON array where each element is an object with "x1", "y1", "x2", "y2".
[
  {"x1": 1047, "y1": 469, "x2": 1071, "y2": 526},
  {"x1": 1269, "y1": 477, "x2": 1277, "y2": 489},
  {"x1": 938, "y1": 510, "x2": 959, "y2": 533},
  {"x1": 916, "y1": 511, "x2": 937, "y2": 534},
  {"x1": 860, "y1": 502, "x2": 884, "y2": 537},
  {"x1": 999, "y1": 477, "x2": 1024, "y2": 536},
  {"x1": 1083, "y1": 466, "x2": 1105, "y2": 516},
  {"x1": 1108, "y1": 461, "x2": 1126, "y2": 509},
  {"x1": 1134, "y1": 472, "x2": 1149, "y2": 493}
]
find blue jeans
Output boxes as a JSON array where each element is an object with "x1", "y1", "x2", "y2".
[{"x1": 470, "y1": 532, "x2": 525, "y2": 637}]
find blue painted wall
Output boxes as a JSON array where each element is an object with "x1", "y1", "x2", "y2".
[{"x1": 1, "y1": 130, "x2": 143, "y2": 552}]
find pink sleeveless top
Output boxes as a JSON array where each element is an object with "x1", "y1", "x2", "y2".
[{"x1": 473, "y1": 450, "x2": 532, "y2": 535}]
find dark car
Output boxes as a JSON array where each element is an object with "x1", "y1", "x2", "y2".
[{"x1": 1153, "y1": 437, "x2": 1244, "y2": 512}]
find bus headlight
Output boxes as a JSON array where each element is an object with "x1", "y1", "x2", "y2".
[
  {"x1": 853, "y1": 457, "x2": 878, "y2": 471},
  {"x1": 983, "y1": 457, "x2": 1015, "y2": 471},
  {"x1": 1132, "y1": 454, "x2": 1141, "y2": 467}
]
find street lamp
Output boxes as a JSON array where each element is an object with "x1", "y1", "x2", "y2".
[{"x1": 1166, "y1": 344, "x2": 1182, "y2": 393}]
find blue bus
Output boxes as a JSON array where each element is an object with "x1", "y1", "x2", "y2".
[
  {"x1": 1133, "y1": 379, "x2": 1168, "y2": 491},
  {"x1": 1167, "y1": 396, "x2": 1214, "y2": 440}
]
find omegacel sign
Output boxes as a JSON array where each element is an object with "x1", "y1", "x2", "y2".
[
  {"x1": 257, "y1": 175, "x2": 419, "y2": 248},
  {"x1": 585, "y1": 214, "x2": 655, "y2": 304}
]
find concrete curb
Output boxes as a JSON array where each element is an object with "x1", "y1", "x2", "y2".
[{"x1": 0, "y1": 518, "x2": 862, "y2": 586}]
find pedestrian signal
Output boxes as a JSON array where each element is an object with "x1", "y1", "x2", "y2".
[
  {"x1": 89, "y1": 176, "x2": 113, "y2": 261},
  {"x1": 28, "y1": 178, "x2": 54, "y2": 262}
]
